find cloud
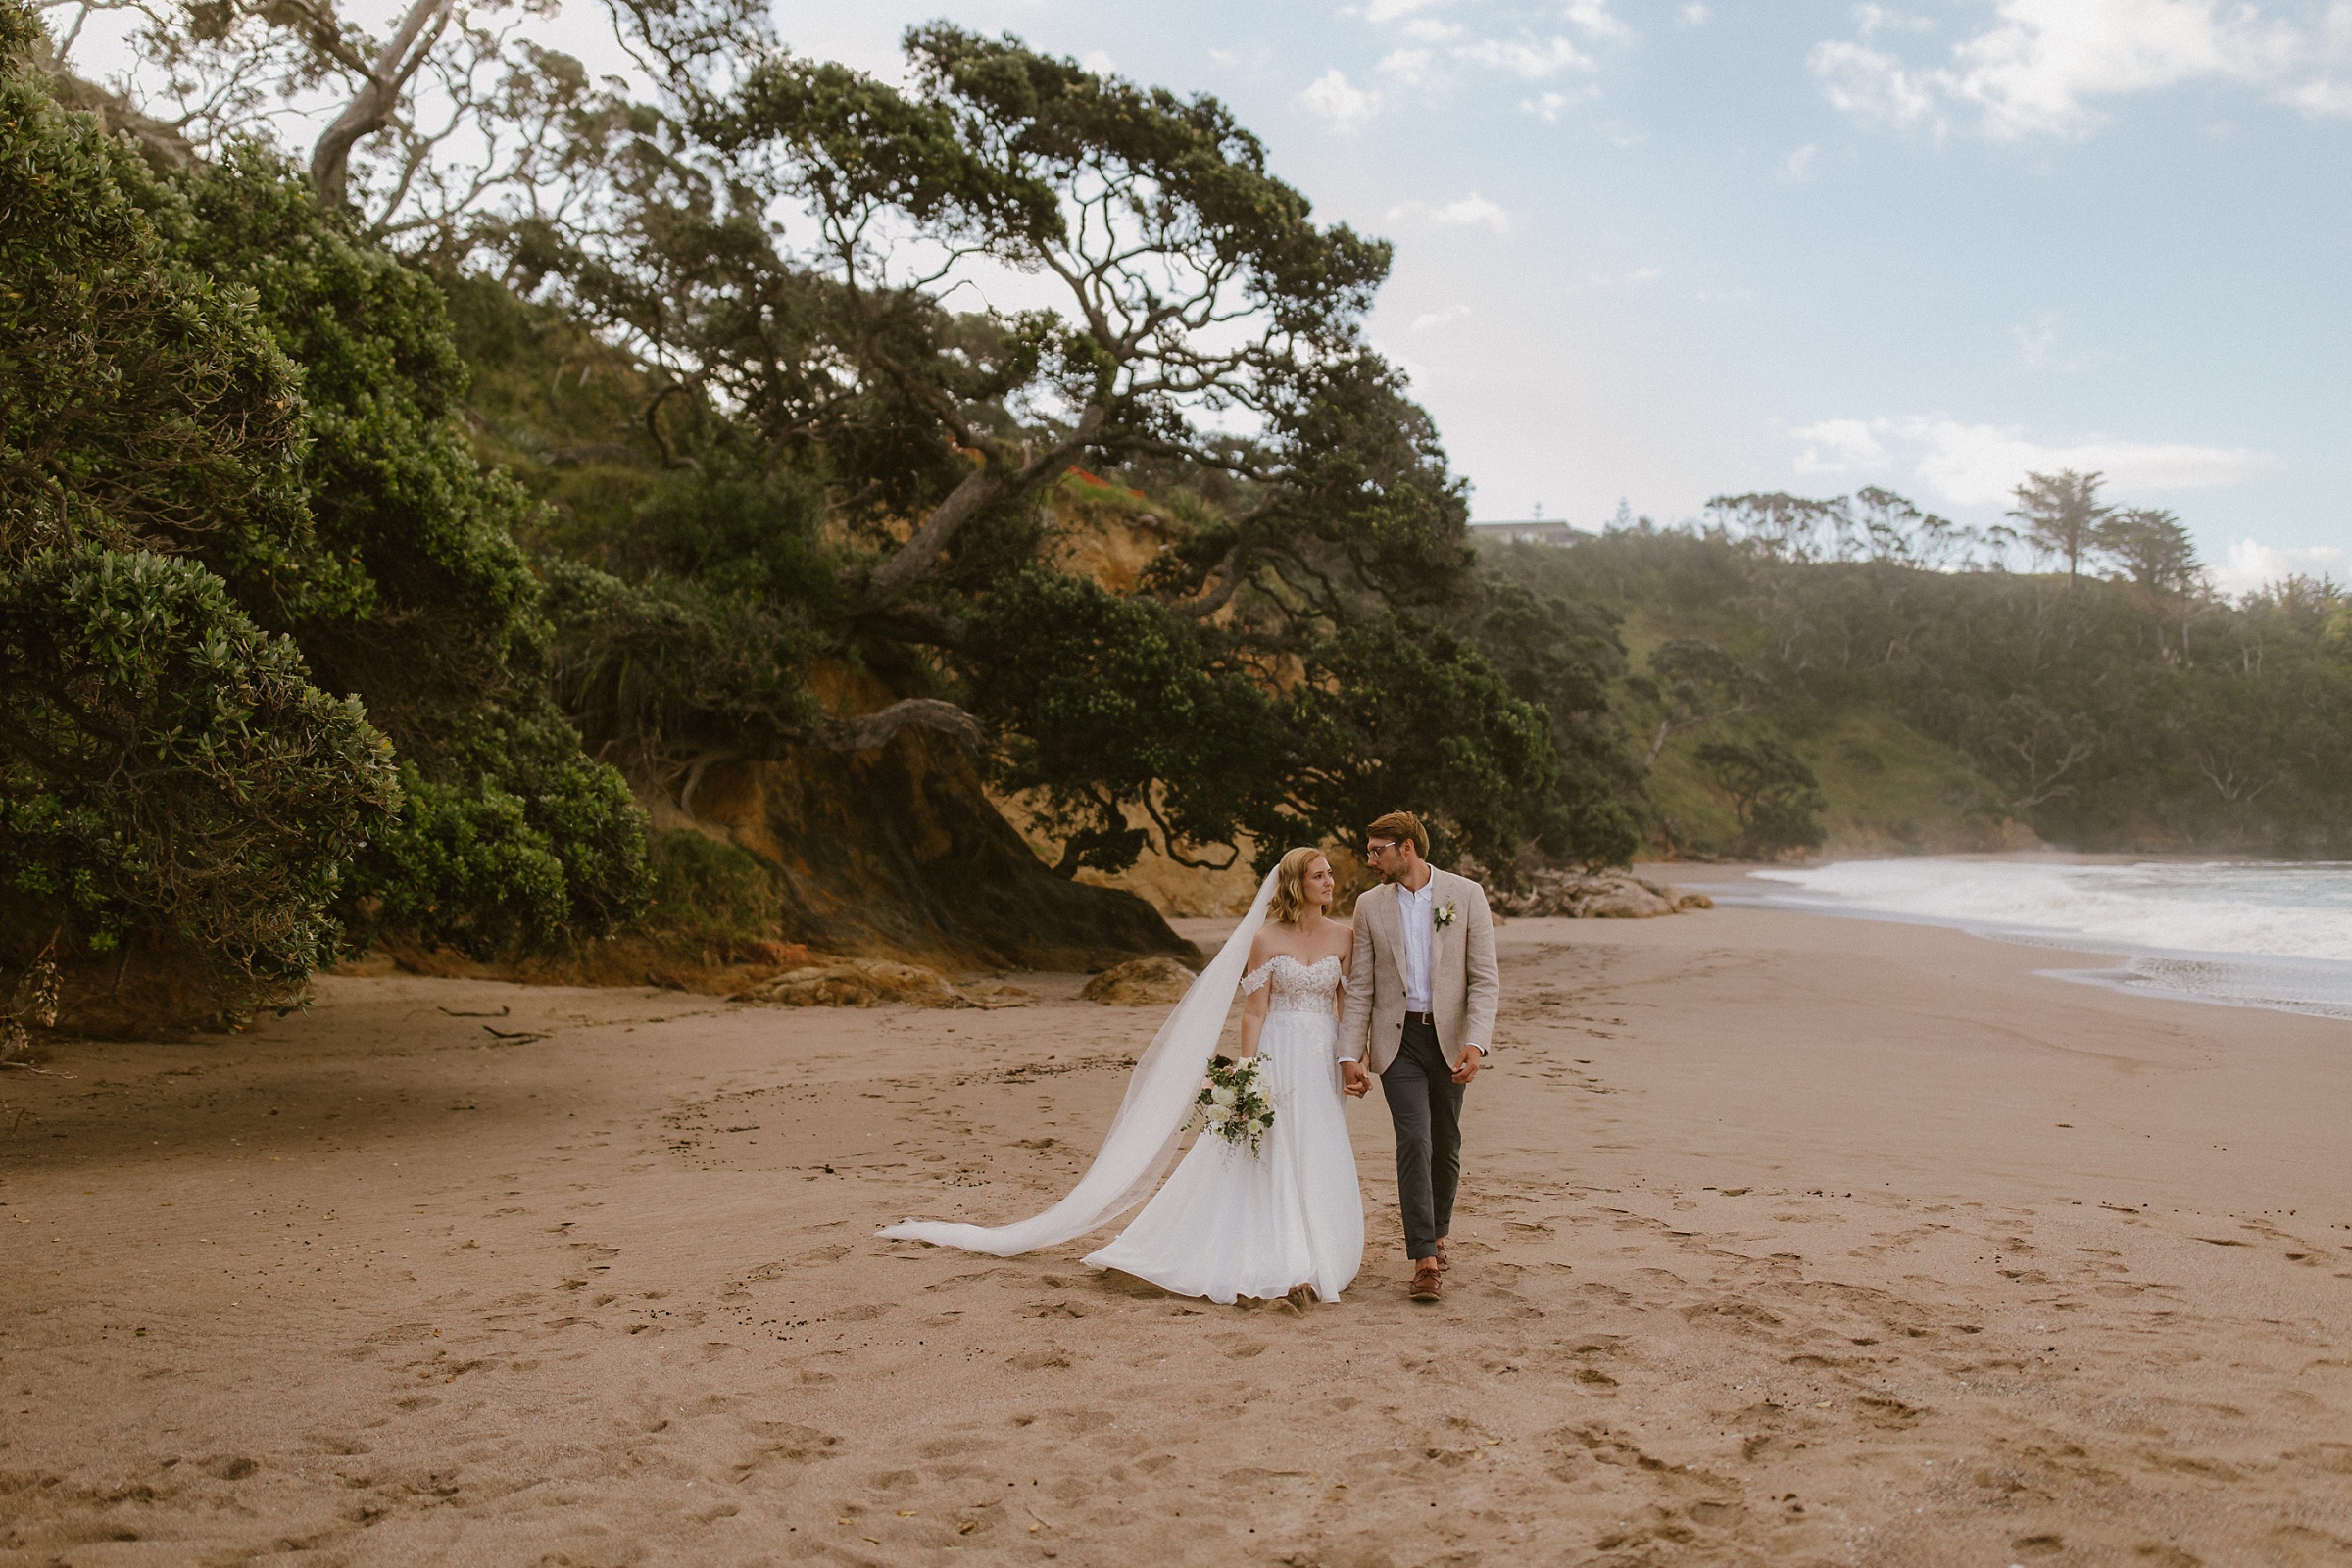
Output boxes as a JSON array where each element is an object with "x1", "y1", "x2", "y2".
[
  {"x1": 1389, "y1": 192, "x2": 1513, "y2": 232},
  {"x1": 1678, "y1": 4, "x2": 1711, "y2": 26},
  {"x1": 1778, "y1": 142, "x2": 1820, "y2": 180},
  {"x1": 1791, "y1": 418, "x2": 1886, "y2": 472},
  {"x1": 1410, "y1": 304, "x2": 1473, "y2": 332},
  {"x1": 1402, "y1": 18, "x2": 1461, "y2": 41},
  {"x1": 1787, "y1": 416, "x2": 2276, "y2": 505},
  {"x1": 1079, "y1": 49, "x2": 1118, "y2": 76},
  {"x1": 1298, "y1": 69, "x2": 1383, "y2": 130},
  {"x1": 1810, "y1": 39, "x2": 1941, "y2": 125},
  {"x1": 1811, "y1": 0, "x2": 2352, "y2": 139},
  {"x1": 1522, "y1": 87, "x2": 1599, "y2": 121},
  {"x1": 2210, "y1": 537, "x2": 2352, "y2": 594},
  {"x1": 1566, "y1": 266, "x2": 1662, "y2": 291},
  {"x1": 1378, "y1": 47, "x2": 1435, "y2": 83},
  {"x1": 1364, "y1": 0, "x2": 1450, "y2": 22},
  {"x1": 1853, "y1": 3, "x2": 1935, "y2": 37},
  {"x1": 1457, "y1": 34, "x2": 1596, "y2": 77},
  {"x1": 1563, "y1": 0, "x2": 1632, "y2": 41}
]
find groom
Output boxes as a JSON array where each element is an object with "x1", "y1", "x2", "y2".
[{"x1": 1337, "y1": 810, "x2": 1499, "y2": 1303}]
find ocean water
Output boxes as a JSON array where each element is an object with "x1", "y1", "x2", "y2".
[{"x1": 1723, "y1": 858, "x2": 2352, "y2": 1020}]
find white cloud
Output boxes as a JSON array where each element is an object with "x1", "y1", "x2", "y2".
[
  {"x1": 1853, "y1": 3, "x2": 1936, "y2": 38},
  {"x1": 1567, "y1": 266, "x2": 1662, "y2": 291},
  {"x1": 1812, "y1": 0, "x2": 2352, "y2": 139},
  {"x1": 1365, "y1": 0, "x2": 1449, "y2": 22},
  {"x1": 1402, "y1": 18, "x2": 1462, "y2": 41},
  {"x1": 1791, "y1": 418, "x2": 1886, "y2": 472},
  {"x1": 1786, "y1": 416, "x2": 2276, "y2": 505},
  {"x1": 1411, "y1": 304, "x2": 1473, "y2": 332},
  {"x1": 1678, "y1": 4, "x2": 1711, "y2": 27},
  {"x1": 1080, "y1": 49, "x2": 1118, "y2": 76},
  {"x1": 2210, "y1": 538, "x2": 2352, "y2": 594},
  {"x1": 1778, "y1": 142, "x2": 1820, "y2": 180},
  {"x1": 1810, "y1": 39, "x2": 1941, "y2": 126},
  {"x1": 1207, "y1": 47, "x2": 1238, "y2": 68},
  {"x1": 1298, "y1": 69, "x2": 1383, "y2": 131},
  {"x1": 1457, "y1": 34, "x2": 1596, "y2": 77},
  {"x1": 1563, "y1": 0, "x2": 1633, "y2": 41},
  {"x1": 1379, "y1": 47, "x2": 1435, "y2": 83},
  {"x1": 1389, "y1": 192, "x2": 1514, "y2": 232},
  {"x1": 1522, "y1": 87, "x2": 1599, "y2": 121}
]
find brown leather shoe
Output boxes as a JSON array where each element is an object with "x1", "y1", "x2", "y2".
[{"x1": 1409, "y1": 1261, "x2": 1442, "y2": 1302}]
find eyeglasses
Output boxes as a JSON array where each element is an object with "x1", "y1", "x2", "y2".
[{"x1": 1365, "y1": 839, "x2": 1399, "y2": 855}]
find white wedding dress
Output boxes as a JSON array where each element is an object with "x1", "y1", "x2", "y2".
[
  {"x1": 877, "y1": 868, "x2": 1362, "y2": 1305},
  {"x1": 1083, "y1": 955, "x2": 1364, "y2": 1304}
]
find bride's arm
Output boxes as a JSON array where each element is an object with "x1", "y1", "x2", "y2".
[
  {"x1": 1331, "y1": 924, "x2": 1354, "y2": 1017},
  {"x1": 1236, "y1": 933, "x2": 1274, "y2": 1058}
]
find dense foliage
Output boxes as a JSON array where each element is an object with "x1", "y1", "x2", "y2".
[
  {"x1": 0, "y1": 27, "x2": 399, "y2": 1004},
  {"x1": 0, "y1": 4, "x2": 646, "y2": 1005},
  {"x1": 1478, "y1": 485, "x2": 2352, "y2": 858}
]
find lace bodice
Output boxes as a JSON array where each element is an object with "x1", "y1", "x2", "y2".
[{"x1": 1239, "y1": 953, "x2": 1344, "y2": 1016}]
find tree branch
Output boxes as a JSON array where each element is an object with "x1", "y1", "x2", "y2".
[{"x1": 820, "y1": 697, "x2": 984, "y2": 754}]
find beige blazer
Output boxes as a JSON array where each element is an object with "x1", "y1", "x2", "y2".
[{"x1": 1337, "y1": 867, "x2": 1500, "y2": 1075}]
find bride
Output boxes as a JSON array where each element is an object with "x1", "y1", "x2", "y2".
[{"x1": 880, "y1": 847, "x2": 1364, "y2": 1305}]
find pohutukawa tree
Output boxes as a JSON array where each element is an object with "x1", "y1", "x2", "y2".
[{"x1": 527, "y1": 28, "x2": 1569, "y2": 874}]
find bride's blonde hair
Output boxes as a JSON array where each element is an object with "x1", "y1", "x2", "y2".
[{"x1": 1266, "y1": 847, "x2": 1329, "y2": 926}]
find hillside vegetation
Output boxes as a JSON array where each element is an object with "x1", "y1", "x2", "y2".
[{"x1": 1475, "y1": 493, "x2": 2352, "y2": 861}]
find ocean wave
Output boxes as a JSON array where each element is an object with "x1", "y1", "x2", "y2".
[
  {"x1": 1728, "y1": 858, "x2": 2352, "y2": 1020},
  {"x1": 1746, "y1": 858, "x2": 2352, "y2": 963}
]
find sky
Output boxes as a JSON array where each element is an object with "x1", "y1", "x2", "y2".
[
  {"x1": 762, "y1": 0, "x2": 2352, "y2": 592},
  {"x1": 74, "y1": 0, "x2": 2352, "y2": 590}
]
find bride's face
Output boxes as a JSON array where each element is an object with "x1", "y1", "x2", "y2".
[{"x1": 1303, "y1": 856, "x2": 1335, "y2": 911}]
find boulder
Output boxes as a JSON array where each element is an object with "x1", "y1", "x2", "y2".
[
  {"x1": 734, "y1": 958, "x2": 967, "y2": 1008},
  {"x1": 1491, "y1": 868, "x2": 1710, "y2": 920},
  {"x1": 1080, "y1": 956, "x2": 1199, "y2": 1005},
  {"x1": 1577, "y1": 881, "x2": 1679, "y2": 919}
]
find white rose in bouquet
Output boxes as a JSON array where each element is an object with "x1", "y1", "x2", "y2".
[{"x1": 1211, "y1": 1085, "x2": 1239, "y2": 1107}]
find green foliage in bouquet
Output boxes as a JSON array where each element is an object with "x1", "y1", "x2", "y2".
[{"x1": 1195, "y1": 1057, "x2": 1275, "y2": 1154}]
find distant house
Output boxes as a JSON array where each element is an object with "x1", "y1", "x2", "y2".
[{"x1": 1468, "y1": 519, "x2": 1586, "y2": 548}]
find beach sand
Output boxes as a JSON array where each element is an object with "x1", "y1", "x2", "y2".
[{"x1": 4, "y1": 906, "x2": 2350, "y2": 1566}]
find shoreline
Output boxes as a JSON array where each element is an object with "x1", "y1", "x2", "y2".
[
  {"x1": 4, "y1": 903, "x2": 2349, "y2": 1562},
  {"x1": 1675, "y1": 858, "x2": 2352, "y2": 1023}
]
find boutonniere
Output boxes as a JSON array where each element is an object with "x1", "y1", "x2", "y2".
[{"x1": 1434, "y1": 900, "x2": 1458, "y2": 931}]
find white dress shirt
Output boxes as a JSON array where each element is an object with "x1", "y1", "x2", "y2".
[{"x1": 1396, "y1": 875, "x2": 1434, "y2": 1012}]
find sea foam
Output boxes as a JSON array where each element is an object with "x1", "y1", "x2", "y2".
[{"x1": 1726, "y1": 858, "x2": 2352, "y2": 1020}]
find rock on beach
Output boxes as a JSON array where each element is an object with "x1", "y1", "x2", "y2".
[{"x1": 1494, "y1": 869, "x2": 1713, "y2": 919}]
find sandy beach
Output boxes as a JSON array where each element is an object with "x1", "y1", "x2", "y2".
[{"x1": 5, "y1": 904, "x2": 2351, "y2": 1566}]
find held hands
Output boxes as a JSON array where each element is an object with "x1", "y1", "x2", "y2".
[{"x1": 1340, "y1": 1060, "x2": 1372, "y2": 1098}]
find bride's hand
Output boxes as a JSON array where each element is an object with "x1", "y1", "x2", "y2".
[{"x1": 1340, "y1": 1060, "x2": 1371, "y2": 1098}]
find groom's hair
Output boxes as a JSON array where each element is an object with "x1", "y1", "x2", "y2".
[{"x1": 1367, "y1": 809, "x2": 1427, "y2": 858}]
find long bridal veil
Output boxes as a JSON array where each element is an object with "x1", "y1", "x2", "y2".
[{"x1": 877, "y1": 866, "x2": 1280, "y2": 1256}]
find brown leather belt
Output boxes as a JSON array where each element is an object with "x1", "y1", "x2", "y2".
[{"x1": 1404, "y1": 1010, "x2": 1436, "y2": 1025}]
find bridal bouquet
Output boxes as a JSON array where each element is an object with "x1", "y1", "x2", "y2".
[{"x1": 1195, "y1": 1059, "x2": 1275, "y2": 1154}]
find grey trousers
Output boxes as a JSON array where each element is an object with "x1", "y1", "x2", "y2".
[{"x1": 1380, "y1": 1017, "x2": 1464, "y2": 1261}]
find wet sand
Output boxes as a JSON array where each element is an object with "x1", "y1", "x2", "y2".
[{"x1": 4, "y1": 906, "x2": 2351, "y2": 1566}]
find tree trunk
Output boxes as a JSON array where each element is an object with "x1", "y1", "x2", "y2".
[{"x1": 308, "y1": 0, "x2": 457, "y2": 210}]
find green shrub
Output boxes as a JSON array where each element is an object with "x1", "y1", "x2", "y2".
[
  {"x1": 0, "y1": 548, "x2": 399, "y2": 1001},
  {"x1": 641, "y1": 830, "x2": 779, "y2": 948}
]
